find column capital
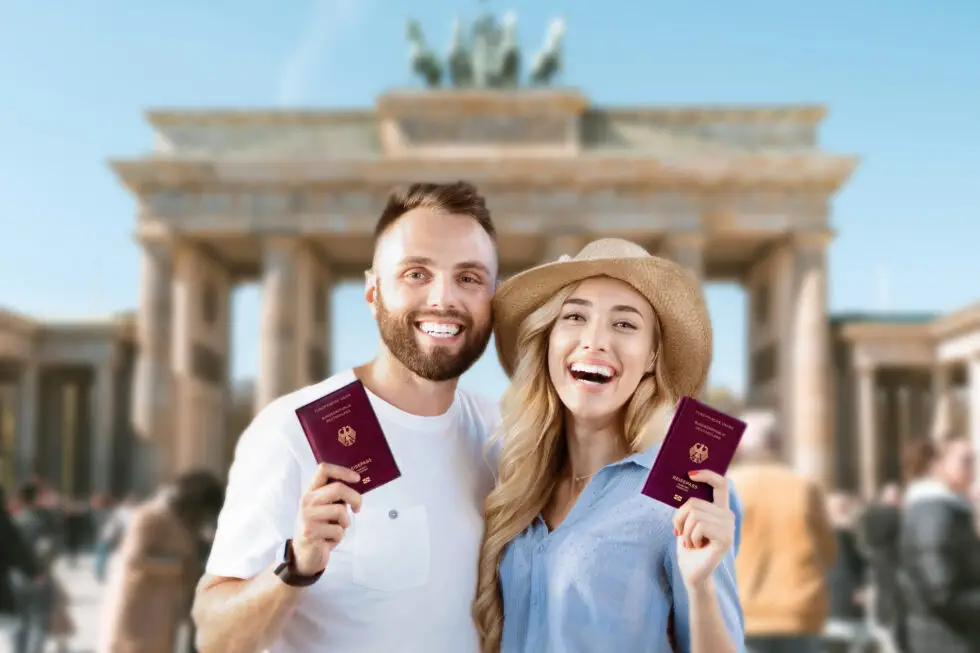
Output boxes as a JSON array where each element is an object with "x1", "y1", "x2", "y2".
[
  {"x1": 135, "y1": 222, "x2": 177, "y2": 250},
  {"x1": 788, "y1": 229, "x2": 834, "y2": 250}
]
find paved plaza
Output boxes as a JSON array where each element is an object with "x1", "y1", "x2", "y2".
[{"x1": 54, "y1": 555, "x2": 103, "y2": 653}]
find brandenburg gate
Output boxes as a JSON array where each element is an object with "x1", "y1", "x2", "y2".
[{"x1": 109, "y1": 84, "x2": 856, "y2": 486}]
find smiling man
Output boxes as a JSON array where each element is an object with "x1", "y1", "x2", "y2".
[{"x1": 191, "y1": 181, "x2": 502, "y2": 653}]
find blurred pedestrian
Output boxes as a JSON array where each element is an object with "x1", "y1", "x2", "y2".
[
  {"x1": 823, "y1": 492, "x2": 870, "y2": 652},
  {"x1": 0, "y1": 483, "x2": 42, "y2": 653},
  {"x1": 897, "y1": 433, "x2": 980, "y2": 653},
  {"x1": 728, "y1": 411, "x2": 836, "y2": 653},
  {"x1": 98, "y1": 470, "x2": 224, "y2": 653},
  {"x1": 856, "y1": 482, "x2": 905, "y2": 653}
]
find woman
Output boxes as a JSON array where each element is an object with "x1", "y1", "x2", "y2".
[
  {"x1": 474, "y1": 238, "x2": 744, "y2": 653},
  {"x1": 897, "y1": 433, "x2": 980, "y2": 653}
]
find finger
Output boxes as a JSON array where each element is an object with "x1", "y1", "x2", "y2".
[
  {"x1": 680, "y1": 511, "x2": 698, "y2": 549},
  {"x1": 691, "y1": 522, "x2": 706, "y2": 548},
  {"x1": 310, "y1": 483, "x2": 363, "y2": 512},
  {"x1": 672, "y1": 502, "x2": 692, "y2": 534},
  {"x1": 318, "y1": 463, "x2": 361, "y2": 486},
  {"x1": 305, "y1": 503, "x2": 352, "y2": 529},
  {"x1": 307, "y1": 463, "x2": 332, "y2": 493},
  {"x1": 304, "y1": 522, "x2": 346, "y2": 544},
  {"x1": 688, "y1": 469, "x2": 729, "y2": 507}
]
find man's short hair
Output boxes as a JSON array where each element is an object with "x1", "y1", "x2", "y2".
[{"x1": 373, "y1": 181, "x2": 496, "y2": 245}]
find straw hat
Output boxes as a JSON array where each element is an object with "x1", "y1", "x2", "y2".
[{"x1": 492, "y1": 238, "x2": 713, "y2": 399}]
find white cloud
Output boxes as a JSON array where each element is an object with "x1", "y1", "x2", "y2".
[{"x1": 276, "y1": 0, "x2": 368, "y2": 106}]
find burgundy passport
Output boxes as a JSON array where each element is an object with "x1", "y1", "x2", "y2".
[
  {"x1": 641, "y1": 396, "x2": 746, "y2": 508},
  {"x1": 294, "y1": 379, "x2": 401, "y2": 493}
]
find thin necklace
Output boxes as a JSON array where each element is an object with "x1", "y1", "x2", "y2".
[{"x1": 572, "y1": 471, "x2": 596, "y2": 484}]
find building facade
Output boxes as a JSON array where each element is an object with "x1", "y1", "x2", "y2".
[{"x1": 0, "y1": 88, "x2": 976, "y2": 498}]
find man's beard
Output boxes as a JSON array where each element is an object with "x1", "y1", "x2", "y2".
[{"x1": 375, "y1": 288, "x2": 492, "y2": 382}]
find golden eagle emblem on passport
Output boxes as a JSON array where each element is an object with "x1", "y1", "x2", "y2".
[
  {"x1": 689, "y1": 442, "x2": 709, "y2": 464},
  {"x1": 337, "y1": 425, "x2": 356, "y2": 447}
]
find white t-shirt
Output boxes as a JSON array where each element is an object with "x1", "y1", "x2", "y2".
[{"x1": 205, "y1": 369, "x2": 500, "y2": 653}]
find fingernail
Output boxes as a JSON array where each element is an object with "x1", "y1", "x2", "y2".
[
  {"x1": 673, "y1": 527, "x2": 678, "y2": 536},
  {"x1": 688, "y1": 470, "x2": 699, "y2": 477}
]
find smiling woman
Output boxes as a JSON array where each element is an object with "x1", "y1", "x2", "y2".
[{"x1": 474, "y1": 238, "x2": 745, "y2": 653}]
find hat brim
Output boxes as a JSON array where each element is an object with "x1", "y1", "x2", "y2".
[{"x1": 492, "y1": 256, "x2": 713, "y2": 399}]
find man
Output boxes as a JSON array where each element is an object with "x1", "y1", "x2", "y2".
[
  {"x1": 99, "y1": 470, "x2": 225, "y2": 653},
  {"x1": 0, "y1": 483, "x2": 42, "y2": 653},
  {"x1": 727, "y1": 411, "x2": 836, "y2": 653},
  {"x1": 10, "y1": 480, "x2": 61, "y2": 653},
  {"x1": 857, "y1": 483, "x2": 905, "y2": 653},
  {"x1": 192, "y1": 181, "x2": 501, "y2": 653}
]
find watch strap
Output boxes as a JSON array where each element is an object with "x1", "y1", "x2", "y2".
[{"x1": 274, "y1": 539, "x2": 324, "y2": 587}]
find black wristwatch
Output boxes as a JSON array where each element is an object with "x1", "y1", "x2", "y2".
[{"x1": 274, "y1": 539, "x2": 324, "y2": 587}]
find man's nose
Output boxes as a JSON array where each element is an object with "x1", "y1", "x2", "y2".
[{"x1": 426, "y1": 275, "x2": 458, "y2": 309}]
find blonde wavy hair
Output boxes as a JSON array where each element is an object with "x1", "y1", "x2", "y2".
[{"x1": 473, "y1": 280, "x2": 679, "y2": 652}]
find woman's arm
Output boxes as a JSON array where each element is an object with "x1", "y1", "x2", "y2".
[
  {"x1": 685, "y1": 577, "x2": 740, "y2": 653},
  {"x1": 667, "y1": 477, "x2": 746, "y2": 653}
]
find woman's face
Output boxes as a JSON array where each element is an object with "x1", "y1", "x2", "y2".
[
  {"x1": 547, "y1": 277, "x2": 658, "y2": 424},
  {"x1": 936, "y1": 439, "x2": 975, "y2": 494}
]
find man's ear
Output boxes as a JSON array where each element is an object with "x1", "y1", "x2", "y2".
[{"x1": 364, "y1": 269, "x2": 379, "y2": 319}]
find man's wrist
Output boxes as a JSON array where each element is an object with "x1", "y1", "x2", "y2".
[{"x1": 274, "y1": 539, "x2": 324, "y2": 587}]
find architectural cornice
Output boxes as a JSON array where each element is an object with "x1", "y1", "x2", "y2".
[
  {"x1": 931, "y1": 302, "x2": 980, "y2": 339},
  {"x1": 145, "y1": 99, "x2": 828, "y2": 127},
  {"x1": 109, "y1": 154, "x2": 859, "y2": 195},
  {"x1": 0, "y1": 307, "x2": 40, "y2": 335},
  {"x1": 839, "y1": 321, "x2": 936, "y2": 343}
]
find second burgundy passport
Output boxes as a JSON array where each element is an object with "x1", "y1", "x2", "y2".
[
  {"x1": 295, "y1": 379, "x2": 401, "y2": 493},
  {"x1": 641, "y1": 396, "x2": 746, "y2": 509}
]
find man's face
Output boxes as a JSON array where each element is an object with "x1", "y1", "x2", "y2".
[{"x1": 367, "y1": 207, "x2": 497, "y2": 382}]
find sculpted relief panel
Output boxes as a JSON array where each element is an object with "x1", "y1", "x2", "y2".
[{"x1": 396, "y1": 114, "x2": 569, "y2": 146}]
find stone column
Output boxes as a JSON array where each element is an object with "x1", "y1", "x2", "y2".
[
  {"x1": 171, "y1": 242, "x2": 232, "y2": 476},
  {"x1": 257, "y1": 237, "x2": 299, "y2": 412},
  {"x1": 294, "y1": 250, "x2": 333, "y2": 386},
  {"x1": 16, "y1": 362, "x2": 39, "y2": 481},
  {"x1": 931, "y1": 364, "x2": 951, "y2": 441},
  {"x1": 660, "y1": 233, "x2": 706, "y2": 280},
  {"x1": 90, "y1": 352, "x2": 117, "y2": 493},
  {"x1": 131, "y1": 237, "x2": 174, "y2": 488},
  {"x1": 540, "y1": 232, "x2": 591, "y2": 264},
  {"x1": 786, "y1": 232, "x2": 833, "y2": 485},
  {"x1": 969, "y1": 356, "x2": 980, "y2": 477},
  {"x1": 856, "y1": 363, "x2": 878, "y2": 499}
]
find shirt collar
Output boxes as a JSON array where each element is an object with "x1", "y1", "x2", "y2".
[{"x1": 609, "y1": 444, "x2": 660, "y2": 471}]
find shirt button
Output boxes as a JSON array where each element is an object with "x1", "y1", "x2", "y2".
[{"x1": 388, "y1": 509, "x2": 398, "y2": 519}]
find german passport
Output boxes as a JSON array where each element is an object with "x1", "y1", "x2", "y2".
[
  {"x1": 641, "y1": 396, "x2": 746, "y2": 508},
  {"x1": 295, "y1": 379, "x2": 401, "y2": 493}
]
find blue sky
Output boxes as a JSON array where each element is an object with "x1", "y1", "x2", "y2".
[{"x1": 0, "y1": 1, "x2": 977, "y2": 400}]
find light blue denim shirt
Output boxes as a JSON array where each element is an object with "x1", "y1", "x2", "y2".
[{"x1": 498, "y1": 445, "x2": 746, "y2": 653}]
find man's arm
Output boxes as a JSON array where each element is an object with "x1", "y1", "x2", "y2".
[{"x1": 192, "y1": 567, "x2": 303, "y2": 653}]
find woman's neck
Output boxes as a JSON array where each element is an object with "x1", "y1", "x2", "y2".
[{"x1": 563, "y1": 413, "x2": 629, "y2": 481}]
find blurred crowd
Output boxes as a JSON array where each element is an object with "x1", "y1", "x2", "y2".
[
  {"x1": 733, "y1": 413, "x2": 980, "y2": 653},
  {"x1": 1, "y1": 420, "x2": 978, "y2": 653},
  {"x1": 0, "y1": 471, "x2": 222, "y2": 653}
]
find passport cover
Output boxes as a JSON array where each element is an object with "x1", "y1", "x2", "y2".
[
  {"x1": 641, "y1": 396, "x2": 746, "y2": 508},
  {"x1": 295, "y1": 379, "x2": 401, "y2": 494}
]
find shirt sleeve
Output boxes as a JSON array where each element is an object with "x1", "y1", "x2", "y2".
[
  {"x1": 666, "y1": 482, "x2": 747, "y2": 653},
  {"x1": 205, "y1": 399, "x2": 303, "y2": 579}
]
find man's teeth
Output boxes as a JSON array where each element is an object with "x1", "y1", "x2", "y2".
[
  {"x1": 418, "y1": 322, "x2": 461, "y2": 338},
  {"x1": 569, "y1": 363, "x2": 614, "y2": 378}
]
